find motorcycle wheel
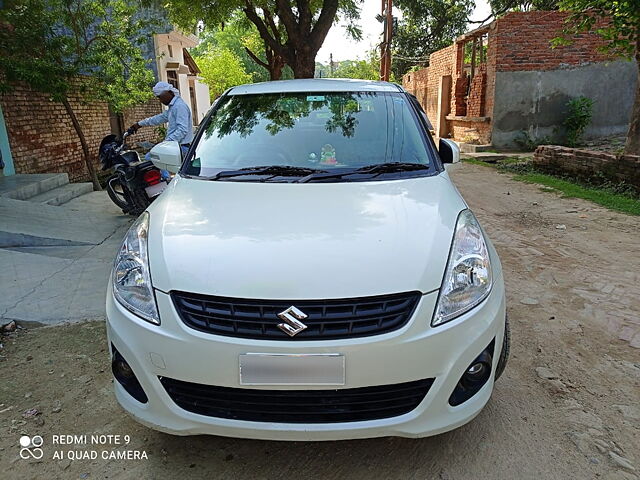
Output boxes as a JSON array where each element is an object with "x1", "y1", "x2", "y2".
[
  {"x1": 106, "y1": 175, "x2": 134, "y2": 214},
  {"x1": 129, "y1": 189, "x2": 151, "y2": 216}
]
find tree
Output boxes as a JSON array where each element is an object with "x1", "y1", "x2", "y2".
[
  {"x1": 195, "y1": 48, "x2": 253, "y2": 99},
  {"x1": 193, "y1": 18, "x2": 292, "y2": 81},
  {"x1": 332, "y1": 59, "x2": 379, "y2": 80},
  {"x1": 328, "y1": 51, "x2": 397, "y2": 81},
  {"x1": 392, "y1": 0, "x2": 474, "y2": 78},
  {"x1": 167, "y1": 0, "x2": 363, "y2": 79},
  {"x1": 469, "y1": 1, "x2": 558, "y2": 26},
  {"x1": 0, "y1": 0, "x2": 157, "y2": 190},
  {"x1": 553, "y1": 0, "x2": 640, "y2": 155},
  {"x1": 487, "y1": 0, "x2": 559, "y2": 15}
]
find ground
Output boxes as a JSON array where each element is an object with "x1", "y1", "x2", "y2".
[{"x1": 1, "y1": 163, "x2": 638, "y2": 480}]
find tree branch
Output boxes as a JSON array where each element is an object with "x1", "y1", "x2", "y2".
[
  {"x1": 309, "y1": 0, "x2": 339, "y2": 51},
  {"x1": 242, "y1": 2, "x2": 286, "y2": 59},
  {"x1": 297, "y1": 0, "x2": 312, "y2": 35},
  {"x1": 262, "y1": 7, "x2": 281, "y2": 44},
  {"x1": 468, "y1": 0, "x2": 520, "y2": 25},
  {"x1": 244, "y1": 46, "x2": 269, "y2": 69},
  {"x1": 275, "y1": 0, "x2": 300, "y2": 44}
]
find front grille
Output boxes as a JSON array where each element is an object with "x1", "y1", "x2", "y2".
[
  {"x1": 171, "y1": 291, "x2": 421, "y2": 340},
  {"x1": 159, "y1": 377, "x2": 434, "y2": 423}
]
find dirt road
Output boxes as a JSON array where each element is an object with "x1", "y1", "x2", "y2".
[{"x1": 1, "y1": 163, "x2": 639, "y2": 480}]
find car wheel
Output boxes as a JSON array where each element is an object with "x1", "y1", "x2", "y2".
[{"x1": 495, "y1": 315, "x2": 510, "y2": 381}]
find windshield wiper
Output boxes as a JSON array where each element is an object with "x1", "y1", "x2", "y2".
[
  {"x1": 356, "y1": 162, "x2": 430, "y2": 174},
  {"x1": 298, "y1": 162, "x2": 429, "y2": 183},
  {"x1": 207, "y1": 165, "x2": 328, "y2": 181}
]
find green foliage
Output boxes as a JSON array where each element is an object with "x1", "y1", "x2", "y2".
[
  {"x1": 487, "y1": 0, "x2": 559, "y2": 17},
  {"x1": 513, "y1": 172, "x2": 640, "y2": 216},
  {"x1": 514, "y1": 131, "x2": 551, "y2": 151},
  {"x1": 463, "y1": 157, "x2": 640, "y2": 215},
  {"x1": 192, "y1": 20, "x2": 292, "y2": 83},
  {"x1": 553, "y1": 0, "x2": 640, "y2": 59},
  {"x1": 553, "y1": 0, "x2": 639, "y2": 155},
  {"x1": 563, "y1": 97, "x2": 594, "y2": 147},
  {"x1": 195, "y1": 48, "x2": 253, "y2": 100},
  {"x1": 330, "y1": 53, "x2": 380, "y2": 81},
  {"x1": 463, "y1": 43, "x2": 488, "y2": 65},
  {"x1": 0, "y1": 0, "x2": 157, "y2": 111},
  {"x1": 392, "y1": 0, "x2": 474, "y2": 79},
  {"x1": 155, "y1": 125, "x2": 168, "y2": 140}
]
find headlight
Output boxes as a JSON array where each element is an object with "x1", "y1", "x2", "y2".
[
  {"x1": 433, "y1": 209, "x2": 492, "y2": 326},
  {"x1": 112, "y1": 212, "x2": 159, "y2": 324}
]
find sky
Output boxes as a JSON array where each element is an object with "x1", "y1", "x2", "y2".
[{"x1": 317, "y1": 0, "x2": 492, "y2": 64}]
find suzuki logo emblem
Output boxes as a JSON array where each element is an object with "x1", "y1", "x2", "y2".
[{"x1": 277, "y1": 306, "x2": 308, "y2": 337}]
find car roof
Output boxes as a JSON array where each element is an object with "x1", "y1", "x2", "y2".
[{"x1": 227, "y1": 78, "x2": 404, "y2": 95}]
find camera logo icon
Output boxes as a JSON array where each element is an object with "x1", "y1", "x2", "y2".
[{"x1": 19, "y1": 435, "x2": 44, "y2": 459}]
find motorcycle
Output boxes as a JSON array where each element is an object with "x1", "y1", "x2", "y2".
[{"x1": 99, "y1": 130, "x2": 170, "y2": 215}]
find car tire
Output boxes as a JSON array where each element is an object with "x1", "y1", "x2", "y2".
[{"x1": 495, "y1": 315, "x2": 510, "y2": 381}]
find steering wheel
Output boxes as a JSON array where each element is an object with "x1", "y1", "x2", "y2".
[{"x1": 232, "y1": 145, "x2": 292, "y2": 168}]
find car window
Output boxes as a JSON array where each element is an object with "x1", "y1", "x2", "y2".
[{"x1": 184, "y1": 91, "x2": 436, "y2": 180}]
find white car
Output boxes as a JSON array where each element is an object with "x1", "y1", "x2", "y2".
[{"x1": 107, "y1": 79, "x2": 509, "y2": 441}]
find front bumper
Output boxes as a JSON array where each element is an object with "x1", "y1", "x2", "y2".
[{"x1": 106, "y1": 275, "x2": 506, "y2": 441}]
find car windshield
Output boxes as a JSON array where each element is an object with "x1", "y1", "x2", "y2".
[{"x1": 184, "y1": 91, "x2": 436, "y2": 181}]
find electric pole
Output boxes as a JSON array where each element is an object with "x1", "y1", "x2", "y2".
[{"x1": 379, "y1": 0, "x2": 393, "y2": 81}]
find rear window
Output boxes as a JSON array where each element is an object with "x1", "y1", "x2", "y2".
[{"x1": 185, "y1": 91, "x2": 436, "y2": 179}]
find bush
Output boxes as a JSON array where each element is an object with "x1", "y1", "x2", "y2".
[
  {"x1": 564, "y1": 97, "x2": 594, "y2": 147},
  {"x1": 514, "y1": 131, "x2": 551, "y2": 151}
]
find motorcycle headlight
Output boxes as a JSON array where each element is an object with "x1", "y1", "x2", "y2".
[
  {"x1": 112, "y1": 212, "x2": 159, "y2": 324},
  {"x1": 433, "y1": 209, "x2": 492, "y2": 326}
]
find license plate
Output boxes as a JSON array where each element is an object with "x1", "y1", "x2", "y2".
[
  {"x1": 145, "y1": 182, "x2": 167, "y2": 198},
  {"x1": 239, "y1": 353, "x2": 345, "y2": 385}
]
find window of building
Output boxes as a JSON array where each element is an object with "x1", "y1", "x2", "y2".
[{"x1": 167, "y1": 70, "x2": 179, "y2": 91}]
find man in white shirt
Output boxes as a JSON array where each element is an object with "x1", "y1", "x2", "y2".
[{"x1": 129, "y1": 81, "x2": 194, "y2": 153}]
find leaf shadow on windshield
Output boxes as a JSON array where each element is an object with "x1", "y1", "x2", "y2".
[{"x1": 205, "y1": 92, "x2": 377, "y2": 140}]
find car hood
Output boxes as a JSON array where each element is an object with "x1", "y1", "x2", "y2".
[{"x1": 147, "y1": 174, "x2": 467, "y2": 299}]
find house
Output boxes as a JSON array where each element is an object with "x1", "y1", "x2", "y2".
[
  {"x1": 402, "y1": 11, "x2": 637, "y2": 149},
  {"x1": 0, "y1": 12, "x2": 211, "y2": 182}
]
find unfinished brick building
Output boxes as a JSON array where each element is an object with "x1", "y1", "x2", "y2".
[{"x1": 403, "y1": 11, "x2": 637, "y2": 149}]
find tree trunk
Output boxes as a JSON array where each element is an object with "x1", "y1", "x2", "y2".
[
  {"x1": 62, "y1": 97, "x2": 101, "y2": 191},
  {"x1": 624, "y1": 47, "x2": 640, "y2": 155},
  {"x1": 269, "y1": 58, "x2": 284, "y2": 81},
  {"x1": 292, "y1": 52, "x2": 316, "y2": 79}
]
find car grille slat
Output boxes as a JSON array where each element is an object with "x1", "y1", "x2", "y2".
[
  {"x1": 159, "y1": 377, "x2": 434, "y2": 423},
  {"x1": 171, "y1": 291, "x2": 421, "y2": 340}
]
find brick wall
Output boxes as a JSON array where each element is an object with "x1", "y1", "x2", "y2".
[
  {"x1": 467, "y1": 64, "x2": 487, "y2": 117},
  {"x1": 402, "y1": 67, "x2": 430, "y2": 111},
  {"x1": 534, "y1": 145, "x2": 640, "y2": 193},
  {"x1": 450, "y1": 119, "x2": 492, "y2": 144},
  {"x1": 1, "y1": 82, "x2": 111, "y2": 182},
  {"x1": 425, "y1": 45, "x2": 456, "y2": 125},
  {"x1": 1, "y1": 82, "x2": 162, "y2": 182},
  {"x1": 122, "y1": 100, "x2": 163, "y2": 144},
  {"x1": 494, "y1": 11, "x2": 611, "y2": 72},
  {"x1": 453, "y1": 75, "x2": 469, "y2": 116},
  {"x1": 402, "y1": 10, "x2": 619, "y2": 146}
]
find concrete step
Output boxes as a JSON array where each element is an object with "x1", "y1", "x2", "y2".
[
  {"x1": 27, "y1": 182, "x2": 94, "y2": 206},
  {"x1": 0, "y1": 173, "x2": 69, "y2": 200},
  {"x1": 458, "y1": 144, "x2": 495, "y2": 154},
  {"x1": 461, "y1": 152, "x2": 534, "y2": 163}
]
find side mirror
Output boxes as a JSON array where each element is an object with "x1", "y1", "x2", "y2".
[
  {"x1": 439, "y1": 139, "x2": 460, "y2": 164},
  {"x1": 148, "y1": 141, "x2": 182, "y2": 173}
]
